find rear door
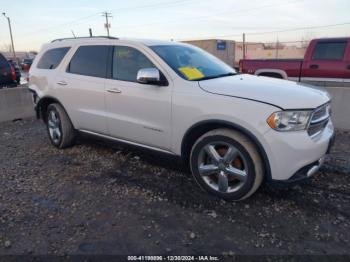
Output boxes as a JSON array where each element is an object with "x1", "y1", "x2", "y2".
[
  {"x1": 301, "y1": 40, "x2": 347, "y2": 86},
  {"x1": 57, "y1": 45, "x2": 110, "y2": 134}
]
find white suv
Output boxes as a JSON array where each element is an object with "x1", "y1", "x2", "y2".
[{"x1": 28, "y1": 37, "x2": 335, "y2": 201}]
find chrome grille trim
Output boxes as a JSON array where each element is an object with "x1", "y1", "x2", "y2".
[{"x1": 307, "y1": 103, "x2": 330, "y2": 137}]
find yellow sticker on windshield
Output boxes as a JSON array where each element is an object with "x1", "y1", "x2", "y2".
[{"x1": 178, "y1": 67, "x2": 204, "y2": 80}]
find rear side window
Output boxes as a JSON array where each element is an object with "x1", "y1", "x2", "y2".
[
  {"x1": 112, "y1": 46, "x2": 155, "y2": 82},
  {"x1": 68, "y1": 45, "x2": 110, "y2": 78},
  {"x1": 312, "y1": 42, "x2": 347, "y2": 60},
  {"x1": 37, "y1": 47, "x2": 70, "y2": 69}
]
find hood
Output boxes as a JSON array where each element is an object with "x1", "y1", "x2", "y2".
[{"x1": 198, "y1": 74, "x2": 330, "y2": 109}]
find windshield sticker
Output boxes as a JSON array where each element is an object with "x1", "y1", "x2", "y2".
[
  {"x1": 178, "y1": 67, "x2": 204, "y2": 80},
  {"x1": 116, "y1": 49, "x2": 133, "y2": 58}
]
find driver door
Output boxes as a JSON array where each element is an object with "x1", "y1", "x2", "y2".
[{"x1": 104, "y1": 45, "x2": 172, "y2": 150}]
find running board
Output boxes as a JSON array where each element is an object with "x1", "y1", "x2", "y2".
[{"x1": 79, "y1": 129, "x2": 176, "y2": 155}]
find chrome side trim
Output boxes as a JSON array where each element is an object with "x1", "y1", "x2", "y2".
[
  {"x1": 287, "y1": 77, "x2": 299, "y2": 82},
  {"x1": 301, "y1": 77, "x2": 350, "y2": 83},
  {"x1": 107, "y1": 88, "x2": 122, "y2": 94},
  {"x1": 79, "y1": 129, "x2": 176, "y2": 155}
]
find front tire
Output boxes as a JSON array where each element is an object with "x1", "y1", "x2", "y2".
[
  {"x1": 46, "y1": 103, "x2": 75, "y2": 149},
  {"x1": 190, "y1": 129, "x2": 264, "y2": 201}
]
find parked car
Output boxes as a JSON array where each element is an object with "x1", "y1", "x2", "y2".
[
  {"x1": 239, "y1": 37, "x2": 350, "y2": 86},
  {"x1": 21, "y1": 58, "x2": 34, "y2": 71},
  {"x1": 28, "y1": 37, "x2": 334, "y2": 200},
  {"x1": 8, "y1": 59, "x2": 21, "y2": 84},
  {"x1": 0, "y1": 53, "x2": 18, "y2": 88}
]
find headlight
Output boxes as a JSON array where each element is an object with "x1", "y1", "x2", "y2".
[{"x1": 267, "y1": 110, "x2": 312, "y2": 131}]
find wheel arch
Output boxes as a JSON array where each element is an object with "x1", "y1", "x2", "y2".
[
  {"x1": 181, "y1": 120, "x2": 272, "y2": 181},
  {"x1": 36, "y1": 96, "x2": 71, "y2": 124},
  {"x1": 255, "y1": 69, "x2": 287, "y2": 79}
]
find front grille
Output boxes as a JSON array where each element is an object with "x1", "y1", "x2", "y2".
[{"x1": 307, "y1": 103, "x2": 331, "y2": 137}]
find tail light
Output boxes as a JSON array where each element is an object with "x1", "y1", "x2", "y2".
[
  {"x1": 9, "y1": 64, "x2": 16, "y2": 81},
  {"x1": 239, "y1": 60, "x2": 243, "y2": 73}
]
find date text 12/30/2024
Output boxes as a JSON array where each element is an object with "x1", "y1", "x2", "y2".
[{"x1": 127, "y1": 256, "x2": 220, "y2": 261}]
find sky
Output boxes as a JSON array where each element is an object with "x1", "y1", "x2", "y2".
[{"x1": 0, "y1": 0, "x2": 349, "y2": 51}]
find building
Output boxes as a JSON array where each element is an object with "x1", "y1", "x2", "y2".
[
  {"x1": 182, "y1": 39, "x2": 236, "y2": 68},
  {"x1": 235, "y1": 42, "x2": 306, "y2": 62},
  {"x1": 183, "y1": 39, "x2": 307, "y2": 68}
]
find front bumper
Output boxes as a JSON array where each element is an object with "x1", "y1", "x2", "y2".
[
  {"x1": 269, "y1": 158, "x2": 324, "y2": 186},
  {"x1": 262, "y1": 118, "x2": 334, "y2": 182},
  {"x1": 269, "y1": 132, "x2": 335, "y2": 186}
]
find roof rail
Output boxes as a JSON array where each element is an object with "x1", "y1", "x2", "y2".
[{"x1": 51, "y1": 36, "x2": 118, "y2": 43}]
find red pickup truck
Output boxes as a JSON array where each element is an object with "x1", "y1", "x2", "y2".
[{"x1": 239, "y1": 37, "x2": 350, "y2": 87}]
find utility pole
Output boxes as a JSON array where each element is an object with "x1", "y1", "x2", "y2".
[
  {"x1": 276, "y1": 37, "x2": 279, "y2": 59},
  {"x1": 242, "y1": 33, "x2": 246, "y2": 59},
  {"x1": 102, "y1": 12, "x2": 112, "y2": 37},
  {"x1": 2, "y1": 13, "x2": 16, "y2": 60}
]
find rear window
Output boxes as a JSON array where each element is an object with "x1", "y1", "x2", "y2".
[
  {"x1": 312, "y1": 41, "x2": 347, "y2": 60},
  {"x1": 37, "y1": 47, "x2": 70, "y2": 69},
  {"x1": 67, "y1": 45, "x2": 110, "y2": 78}
]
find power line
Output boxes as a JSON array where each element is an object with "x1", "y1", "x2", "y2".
[
  {"x1": 19, "y1": 0, "x2": 193, "y2": 37},
  {"x1": 244, "y1": 40, "x2": 305, "y2": 45},
  {"x1": 109, "y1": 0, "x2": 192, "y2": 13},
  {"x1": 14, "y1": 1, "x2": 350, "y2": 47},
  {"x1": 20, "y1": 13, "x2": 101, "y2": 37},
  {"x1": 178, "y1": 22, "x2": 350, "y2": 41},
  {"x1": 115, "y1": 0, "x2": 302, "y2": 30},
  {"x1": 248, "y1": 22, "x2": 350, "y2": 36}
]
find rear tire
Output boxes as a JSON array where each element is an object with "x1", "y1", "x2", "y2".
[
  {"x1": 190, "y1": 128, "x2": 264, "y2": 201},
  {"x1": 46, "y1": 103, "x2": 75, "y2": 149}
]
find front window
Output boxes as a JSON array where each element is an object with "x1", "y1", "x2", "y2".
[
  {"x1": 150, "y1": 45, "x2": 236, "y2": 81},
  {"x1": 112, "y1": 46, "x2": 155, "y2": 82}
]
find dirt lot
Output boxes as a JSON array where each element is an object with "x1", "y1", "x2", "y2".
[{"x1": 0, "y1": 118, "x2": 349, "y2": 256}]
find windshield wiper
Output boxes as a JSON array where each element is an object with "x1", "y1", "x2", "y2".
[{"x1": 197, "y1": 72, "x2": 236, "y2": 81}]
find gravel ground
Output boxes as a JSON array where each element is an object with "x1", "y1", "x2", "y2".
[{"x1": 0, "y1": 118, "x2": 349, "y2": 256}]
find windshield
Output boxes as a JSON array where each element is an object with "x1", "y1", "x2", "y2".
[{"x1": 150, "y1": 45, "x2": 236, "y2": 81}]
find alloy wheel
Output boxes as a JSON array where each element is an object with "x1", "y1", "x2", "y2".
[
  {"x1": 48, "y1": 110, "x2": 61, "y2": 144},
  {"x1": 197, "y1": 142, "x2": 248, "y2": 193}
]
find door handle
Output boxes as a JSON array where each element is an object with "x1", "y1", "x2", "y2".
[
  {"x1": 107, "y1": 88, "x2": 122, "y2": 94},
  {"x1": 57, "y1": 81, "x2": 67, "y2": 86},
  {"x1": 310, "y1": 64, "x2": 319, "y2": 69}
]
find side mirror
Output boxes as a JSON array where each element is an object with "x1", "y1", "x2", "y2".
[{"x1": 137, "y1": 68, "x2": 161, "y2": 85}]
